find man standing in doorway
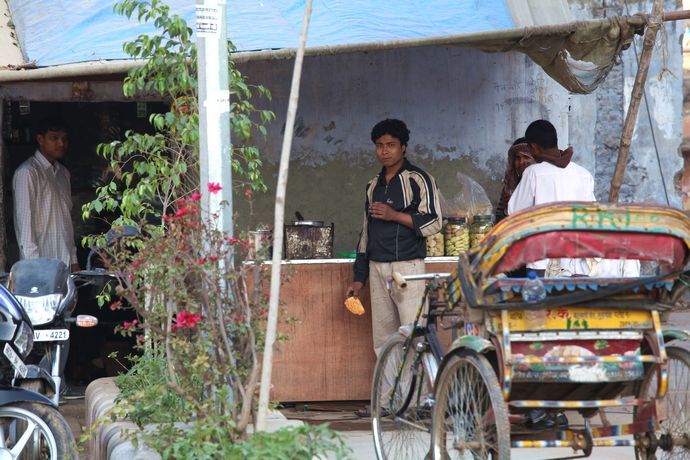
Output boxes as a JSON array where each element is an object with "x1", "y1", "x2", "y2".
[
  {"x1": 13, "y1": 117, "x2": 79, "y2": 272},
  {"x1": 345, "y1": 118, "x2": 442, "y2": 359},
  {"x1": 12, "y1": 117, "x2": 82, "y2": 401}
]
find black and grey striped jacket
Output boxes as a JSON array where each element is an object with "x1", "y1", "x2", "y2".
[{"x1": 353, "y1": 159, "x2": 442, "y2": 283}]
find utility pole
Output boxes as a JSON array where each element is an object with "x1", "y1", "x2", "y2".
[{"x1": 196, "y1": 0, "x2": 232, "y2": 234}]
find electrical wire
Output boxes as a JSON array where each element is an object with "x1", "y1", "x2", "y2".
[{"x1": 623, "y1": 0, "x2": 671, "y2": 205}]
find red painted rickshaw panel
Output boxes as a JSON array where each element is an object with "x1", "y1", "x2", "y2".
[
  {"x1": 511, "y1": 340, "x2": 643, "y2": 383},
  {"x1": 493, "y1": 231, "x2": 686, "y2": 275}
]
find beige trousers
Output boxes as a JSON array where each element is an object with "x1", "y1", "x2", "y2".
[{"x1": 369, "y1": 259, "x2": 426, "y2": 356}]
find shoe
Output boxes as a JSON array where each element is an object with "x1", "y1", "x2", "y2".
[
  {"x1": 526, "y1": 410, "x2": 568, "y2": 429},
  {"x1": 61, "y1": 386, "x2": 85, "y2": 400}
]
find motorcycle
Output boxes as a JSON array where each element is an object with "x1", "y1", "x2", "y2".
[
  {"x1": 4, "y1": 225, "x2": 137, "y2": 405},
  {"x1": 0, "y1": 281, "x2": 77, "y2": 458},
  {"x1": 5, "y1": 259, "x2": 100, "y2": 405}
]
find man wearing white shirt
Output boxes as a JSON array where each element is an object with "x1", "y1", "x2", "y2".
[
  {"x1": 12, "y1": 117, "x2": 79, "y2": 272},
  {"x1": 507, "y1": 120, "x2": 595, "y2": 277},
  {"x1": 507, "y1": 119, "x2": 639, "y2": 278},
  {"x1": 12, "y1": 117, "x2": 83, "y2": 401}
]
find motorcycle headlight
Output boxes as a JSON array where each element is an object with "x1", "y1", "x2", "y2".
[
  {"x1": 15, "y1": 294, "x2": 62, "y2": 326},
  {"x1": 14, "y1": 321, "x2": 32, "y2": 357}
]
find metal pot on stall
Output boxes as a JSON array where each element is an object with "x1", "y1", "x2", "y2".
[{"x1": 285, "y1": 213, "x2": 334, "y2": 259}]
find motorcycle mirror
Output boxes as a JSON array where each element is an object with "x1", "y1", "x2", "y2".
[
  {"x1": 75, "y1": 315, "x2": 98, "y2": 328},
  {"x1": 106, "y1": 225, "x2": 140, "y2": 246}
]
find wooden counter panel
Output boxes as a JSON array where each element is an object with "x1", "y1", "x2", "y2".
[{"x1": 271, "y1": 260, "x2": 456, "y2": 402}]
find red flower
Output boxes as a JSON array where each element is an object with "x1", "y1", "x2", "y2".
[
  {"x1": 110, "y1": 300, "x2": 123, "y2": 311},
  {"x1": 190, "y1": 192, "x2": 202, "y2": 201},
  {"x1": 174, "y1": 206, "x2": 191, "y2": 219},
  {"x1": 196, "y1": 257, "x2": 207, "y2": 265},
  {"x1": 209, "y1": 255, "x2": 218, "y2": 262},
  {"x1": 173, "y1": 310, "x2": 202, "y2": 331},
  {"x1": 225, "y1": 236, "x2": 238, "y2": 245},
  {"x1": 131, "y1": 257, "x2": 144, "y2": 270},
  {"x1": 244, "y1": 187, "x2": 252, "y2": 197},
  {"x1": 123, "y1": 319, "x2": 139, "y2": 330},
  {"x1": 208, "y1": 182, "x2": 222, "y2": 194}
]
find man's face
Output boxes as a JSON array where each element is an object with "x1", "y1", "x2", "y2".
[
  {"x1": 37, "y1": 130, "x2": 68, "y2": 163},
  {"x1": 515, "y1": 153, "x2": 535, "y2": 176},
  {"x1": 375, "y1": 134, "x2": 405, "y2": 169}
]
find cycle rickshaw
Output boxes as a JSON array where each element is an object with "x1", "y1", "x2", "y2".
[
  {"x1": 432, "y1": 202, "x2": 690, "y2": 459},
  {"x1": 372, "y1": 202, "x2": 690, "y2": 459}
]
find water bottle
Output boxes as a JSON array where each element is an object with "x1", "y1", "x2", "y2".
[
  {"x1": 522, "y1": 271, "x2": 546, "y2": 303},
  {"x1": 523, "y1": 271, "x2": 547, "y2": 330}
]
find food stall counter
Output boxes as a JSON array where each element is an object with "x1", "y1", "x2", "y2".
[{"x1": 266, "y1": 257, "x2": 457, "y2": 402}]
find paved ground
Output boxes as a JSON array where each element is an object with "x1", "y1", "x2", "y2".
[
  {"x1": 61, "y1": 311, "x2": 690, "y2": 459},
  {"x1": 335, "y1": 431, "x2": 638, "y2": 459}
]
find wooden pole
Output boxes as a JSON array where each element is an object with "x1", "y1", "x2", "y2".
[
  {"x1": 609, "y1": 0, "x2": 665, "y2": 202},
  {"x1": 0, "y1": 99, "x2": 6, "y2": 271},
  {"x1": 256, "y1": 0, "x2": 313, "y2": 432}
]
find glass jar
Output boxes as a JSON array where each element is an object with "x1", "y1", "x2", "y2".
[
  {"x1": 470, "y1": 215, "x2": 494, "y2": 248},
  {"x1": 444, "y1": 217, "x2": 469, "y2": 256},
  {"x1": 426, "y1": 232, "x2": 445, "y2": 257}
]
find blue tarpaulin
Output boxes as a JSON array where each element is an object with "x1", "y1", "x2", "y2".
[{"x1": 6, "y1": 0, "x2": 515, "y2": 67}]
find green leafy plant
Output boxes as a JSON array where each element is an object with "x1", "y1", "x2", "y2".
[
  {"x1": 82, "y1": 0, "x2": 274, "y2": 231},
  {"x1": 80, "y1": 1, "x2": 350, "y2": 458}
]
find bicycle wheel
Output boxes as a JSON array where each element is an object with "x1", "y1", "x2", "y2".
[
  {"x1": 635, "y1": 345, "x2": 690, "y2": 460},
  {"x1": 372, "y1": 332, "x2": 432, "y2": 460},
  {"x1": 431, "y1": 349, "x2": 510, "y2": 460}
]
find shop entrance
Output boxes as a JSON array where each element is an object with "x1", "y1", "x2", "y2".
[{"x1": 2, "y1": 100, "x2": 167, "y2": 384}]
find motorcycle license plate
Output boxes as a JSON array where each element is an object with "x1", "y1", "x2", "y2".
[
  {"x1": 33, "y1": 329, "x2": 70, "y2": 342},
  {"x1": 3, "y1": 343, "x2": 28, "y2": 378}
]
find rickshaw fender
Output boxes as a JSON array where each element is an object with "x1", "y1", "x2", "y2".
[
  {"x1": 436, "y1": 336, "x2": 498, "y2": 383},
  {"x1": 447, "y1": 335, "x2": 495, "y2": 355},
  {"x1": 662, "y1": 329, "x2": 690, "y2": 343}
]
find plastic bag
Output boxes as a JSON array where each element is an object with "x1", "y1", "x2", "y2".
[{"x1": 441, "y1": 172, "x2": 493, "y2": 219}]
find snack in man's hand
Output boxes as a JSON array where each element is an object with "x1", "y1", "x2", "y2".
[{"x1": 344, "y1": 296, "x2": 365, "y2": 315}]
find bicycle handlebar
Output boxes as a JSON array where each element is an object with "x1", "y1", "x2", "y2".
[{"x1": 389, "y1": 272, "x2": 451, "y2": 288}]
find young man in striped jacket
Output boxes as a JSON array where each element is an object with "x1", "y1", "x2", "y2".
[{"x1": 346, "y1": 119, "x2": 442, "y2": 359}]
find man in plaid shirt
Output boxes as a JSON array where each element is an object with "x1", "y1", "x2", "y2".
[{"x1": 12, "y1": 117, "x2": 79, "y2": 272}]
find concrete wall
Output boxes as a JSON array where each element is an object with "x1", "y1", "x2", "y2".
[
  {"x1": 569, "y1": 0, "x2": 684, "y2": 206},
  {"x1": 234, "y1": 47, "x2": 576, "y2": 253},
  {"x1": 0, "y1": 0, "x2": 683, "y2": 256}
]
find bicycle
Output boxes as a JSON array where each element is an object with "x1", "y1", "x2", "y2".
[{"x1": 371, "y1": 271, "x2": 456, "y2": 460}]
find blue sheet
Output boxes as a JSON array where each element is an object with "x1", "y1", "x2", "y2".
[{"x1": 7, "y1": 0, "x2": 515, "y2": 67}]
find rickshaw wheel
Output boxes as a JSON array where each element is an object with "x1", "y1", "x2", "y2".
[
  {"x1": 635, "y1": 345, "x2": 690, "y2": 460},
  {"x1": 371, "y1": 332, "x2": 431, "y2": 460},
  {"x1": 431, "y1": 349, "x2": 510, "y2": 460}
]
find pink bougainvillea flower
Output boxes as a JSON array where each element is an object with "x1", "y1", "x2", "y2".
[
  {"x1": 244, "y1": 187, "x2": 252, "y2": 197},
  {"x1": 173, "y1": 310, "x2": 202, "y2": 331},
  {"x1": 225, "y1": 236, "x2": 239, "y2": 245},
  {"x1": 123, "y1": 319, "x2": 139, "y2": 330},
  {"x1": 208, "y1": 182, "x2": 222, "y2": 194},
  {"x1": 110, "y1": 300, "x2": 123, "y2": 311},
  {"x1": 174, "y1": 206, "x2": 191, "y2": 219},
  {"x1": 190, "y1": 192, "x2": 202, "y2": 201}
]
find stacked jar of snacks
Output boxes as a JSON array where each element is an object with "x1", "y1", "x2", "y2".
[
  {"x1": 444, "y1": 217, "x2": 469, "y2": 256},
  {"x1": 470, "y1": 215, "x2": 493, "y2": 248},
  {"x1": 426, "y1": 232, "x2": 445, "y2": 257}
]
